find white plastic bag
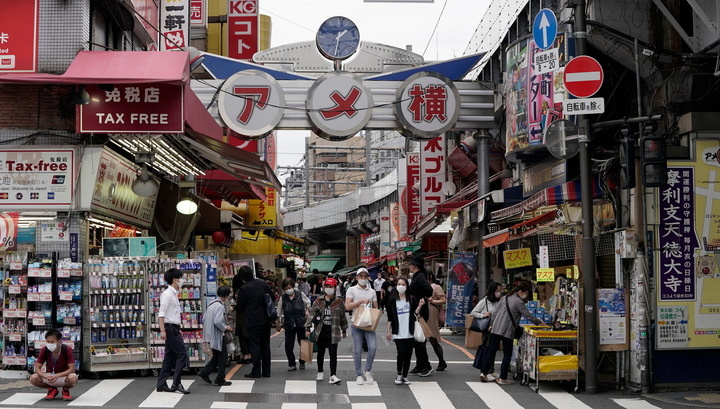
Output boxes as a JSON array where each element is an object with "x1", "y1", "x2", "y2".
[
  {"x1": 354, "y1": 303, "x2": 373, "y2": 328},
  {"x1": 413, "y1": 318, "x2": 426, "y2": 342}
]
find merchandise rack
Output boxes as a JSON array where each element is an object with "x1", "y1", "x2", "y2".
[
  {"x1": 1, "y1": 253, "x2": 29, "y2": 374},
  {"x1": 520, "y1": 326, "x2": 579, "y2": 392}
]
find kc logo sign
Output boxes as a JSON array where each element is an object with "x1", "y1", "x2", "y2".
[
  {"x1": 307, "y1": 72, "x2": 373, "y2": 141},
  {"x1": 228, "y1": 0, "x2": 259, "y2": 60},
  {"x1": 218, "y1": 70, "x2": 285, "y2": 138}
]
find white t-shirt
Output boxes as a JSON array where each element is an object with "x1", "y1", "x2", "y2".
[
  {"x1": 373, "y1": 278, "x2": 385, "y2": 292},
  {"x1": 394, "y1": 299, "x2": 412, "y2": 340},
  {"x1": 346, "y1": 284, "x2": 377, "y2": 310}
]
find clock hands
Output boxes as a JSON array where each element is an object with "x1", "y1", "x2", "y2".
[{"x1": 334, "y1": 29, "x2": 349, "y2": 56}]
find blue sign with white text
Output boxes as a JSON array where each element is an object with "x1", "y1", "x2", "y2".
[{"x1": 533, "y1": 8, "x2": 558, "y2": 50}]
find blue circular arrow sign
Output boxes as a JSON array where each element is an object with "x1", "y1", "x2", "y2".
[{"x1": 533, "y1": 8, "x2": 558, "y2": 50}]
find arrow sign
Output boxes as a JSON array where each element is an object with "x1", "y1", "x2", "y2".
[
  {"x1": 533, "y1": 9, "x2": 557, "y2": 50},
  {"x1": 563, "y1": 56, "x2": 605, "y2": 98}
]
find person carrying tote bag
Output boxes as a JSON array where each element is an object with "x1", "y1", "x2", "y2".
[
  {"x1": 471, "y1": 282, "x2": 502, "y2": 380},
  {"x1": 385, "y1": 277, "x2": 416, "y2": 386},
  {"x1": 479, "y1": 280, "x2": 544, "y2": 385}
]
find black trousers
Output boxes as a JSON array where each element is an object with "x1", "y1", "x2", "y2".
[
  {"x1": 394, "y1": 338, "x2": 414, "y2": 377},
  {"x1": 316, "y1": 336, "x2": 338, "y2": 376},
  {"x1": 284, "y1": 326, "x2": 306, "y2": 367},
  {"x1": 247, "y1": 326, "x2": 271, "y2": 376},
  {"x1": 157, "y1": 324, "x2": 187, "y2": 388},
  {"x1": 199, "y1": 342, "x2": 228, "y2": 383},
  {"x1": 413, "y1": 339, "x2": 430, "y2": 370}
]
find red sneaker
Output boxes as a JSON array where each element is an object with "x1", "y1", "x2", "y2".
[
  {"x1": 44, "y1": 388, "x2": 59, "y2": 400},
  {"x1": 61, "y1": 388, "x2": 72, "y2": 401}
]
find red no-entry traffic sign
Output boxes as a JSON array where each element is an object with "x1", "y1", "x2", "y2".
[{"x1": 563, "y1": 56, "x2": 604, "y2": 98}]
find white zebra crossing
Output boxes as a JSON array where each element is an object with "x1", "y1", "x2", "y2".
[
  {"x1": 613, "y1": 398, "x2": 662, "y2": 409},
  {"x1": 467, "y1": 381, "x2": 523, "y2": 409},
  {"x1": 138, "y1": 380, "x2": 195, "y2": 408},
  {"x1": 0, "y1": 393, "x2": 46, "y2": 406},
  {"x1": 68, "y1": 379, "x2": 133, "y2": 407},
  {"x1": 408, "y1": 381, "x2": 454, "y2": 409}
]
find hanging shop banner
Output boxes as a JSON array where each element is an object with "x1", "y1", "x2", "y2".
[
  {"x1": 78, "y1": 84, "x2": 183, "y2": 134},
  {"x1": 380, "y1": 207, "x2": 392, "y2": 256},
  {"x1": 131, "y1": 0, "x2": 159, "y2": 46},
  {"x1": 390, "y1": 202, "x2": 400, "y2": 246},
  {"x1": 420, "y1": 136, "x2": 446, "y2": 215},
  {"x1": 0, "y1": 1, "x2": 39, "y2": 72},
  {"x1": 246, "y1": 187, "x2": 277, "y2": 227},
  {"x1": 189, "y1": 0, "x2": 206, "y2": 27},
  {"x1": 527, "y1": 37, "x2": 566, "y2": 144},
  {"x1": 160, "y1": 0, "x2": 190, "y2": 50},
  {"x1": 228, "y1": 0, "x2": 259, "y2": 60},
  {"x1": 0, "y1": 148, "x2": 74, "y2": 208},
  {"x1": 503, "y1": 247, "x2": 533, "y2": 269},
  {"x1": 0, "y1": 212, "x2": 19, "y2": 251},
  {"x1": 505, "y1": 40, "x2": 529, "y2": 153},
  {"x1": 446, "y1": 251, "x2": 476, "y2": 327},
  {"x1": 264, "y1": 131, "x2": 277, "y2": 171},
  {"x1": 657, "y1": 139, "x2": 720, "y2": 349},
  {"x1": 90, "y1": 149, "x2": 157, "y2": 228},
  {"x1": 360, "y1": 234, "x2": 373, "y2": 264},
  {"x1": 405, "y1": 153, "x2": 421, "y2": 235}
]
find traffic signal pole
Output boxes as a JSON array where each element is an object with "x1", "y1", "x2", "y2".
[{"x1": 573, "y1": 0, "x2": 599, "y2": 394}]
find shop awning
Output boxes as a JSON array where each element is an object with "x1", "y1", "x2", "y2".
[
  {"x1": 483, "y1": 228, "x2": 510, "y2": 248},
  {"x1": 310, "y1": 258, "x2": 341, "y2": 273},
  {"x1": 508, "y1": 210, "x2": 558, "y2": 236},
  {"x1": 0, "y1": 51, "x2": 191, "y2": 85}
]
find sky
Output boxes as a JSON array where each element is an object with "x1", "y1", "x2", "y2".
[{"x1": 258, "y1": 0, "x2": 491, "y2": 184}]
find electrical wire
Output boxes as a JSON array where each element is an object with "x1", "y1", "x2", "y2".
[{"x1": 422, "y1": 0, "x2": 448, "y2": 57}]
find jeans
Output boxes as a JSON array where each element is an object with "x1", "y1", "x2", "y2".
[
  {"x1": 316, "y1": 337, "x2": 338, "y2": 376},
  {"x1": 284, "y1": 326, "x2": 306, "y2": 367},
  {"x1": 394, "y1": 338, "x2": 414, "y2": 377},
  {"x1": 247, "y1": 326, "x2": 271, "y2": 376},
  {"x1": 157, "y1": 324, "x2": 187, "y2": 388},
  {"x1": 199, "y1": 342, "x2": 228, "y2": 383},
  {"x1": 351, "y1": 325, "x2": 376, "y2": 377},
  {"x1": 482, "y1": 333, "x2": 514, "y2": 379}
]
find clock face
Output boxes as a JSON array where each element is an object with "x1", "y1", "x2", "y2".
[{"x1": 316, "y1": 16, "x2": 360, "y2": 60}]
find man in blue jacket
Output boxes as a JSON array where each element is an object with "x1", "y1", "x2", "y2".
[{"x1": 237, "y1": 267, "x2": 274, "y2": 378}]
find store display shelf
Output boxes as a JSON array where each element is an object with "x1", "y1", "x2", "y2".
[
  {"x1": 90, "y1": 289, "x2": 142, "y2": 295},
  {"x1": 90, "y1": 322, "x2": 143, "y2": 328},
  {"x1": 91, "y1": 352, "x2": 148, "y2": 364},
  {"x1": 90, "y1": 305, "x2": 145, "y2": 311}
]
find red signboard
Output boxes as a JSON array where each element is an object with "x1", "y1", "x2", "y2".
[
  {"x1": 0, "y1": 1, "x2": 39, "y2": 72},
  {"x1": 78, "y1": 84, "x2": 183, "y2": 134},
  {"x1": 264, "y1": 132, "x2": 277, "y2": 172},
  {"x1": 563, "y1": 56, "x2": 604, "y2": 98},
  {"x1": 360, "y1": 234, "x2": 373, "y2": 264},
  {"x1": 405, "y1": 153, "x2": 421, "y2": 234},
  {"x1": 420, "y1": 136, "x2": 446, "y2": 215},
  {"x1": 190, "y1": 0, "x2": 206, "y2": 27},
  {"x1": 228, "y1": 0, "x2": 259, "y2": 60}
]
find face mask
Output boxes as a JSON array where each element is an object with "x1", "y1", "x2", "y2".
[
  {"x1": 358, "y1": 279, "x2": 369, "y2": 286},
  {"x1": 324, "y1": 287, "x2": 335, "y2": 295},
  {"x1": 396, "y1": 285, "x2": 407, "y2": 294},
  {"x1": 176, "y1": 278, "x2": 184, "y2": 287},
  {"x1": 495, "y1": 292, "x2": 502, "y2": 298},
  {"x1": 408, "y1": 273, "x2": 414, "y2": 279},
  {"x1": 519, "y1": 292, "x2": 528, "y2": 300},
  {"x1": 46, "y1": 343, "x2": 57, "y2": 352},
  {"x1": 285, "y1": 289, "x2": 294, "y2": 296}
]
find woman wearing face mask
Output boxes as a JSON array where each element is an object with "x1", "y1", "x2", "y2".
[
  {"x1": 470, "y1": 282, "x2": 502, "y2": 381},
  {"x1": 481, "y1": 280, "x2": 544, "y2": 385},
  {"x1": 306, "y1": 278, "x2": 348, "y2": 384},
  {"x1": 385, "y1": 277, "x2": 416, "y2": 385},
  {"x1": 277, "y1": 278, "x2": 311, "y2": 371}
]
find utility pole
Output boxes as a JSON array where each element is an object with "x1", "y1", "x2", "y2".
[
  {"x1": 365, "y1": 130, "x2": 372, "y2": 186},
  {"x1": 475, "y1": 130, "x2": 490, "y2": 298},
  {"x1": 305, "y1": 136, "x2": 310, "y2": 207},
  {"x1": 574, "y1": 0, "x2": 599, "y2": 394}
]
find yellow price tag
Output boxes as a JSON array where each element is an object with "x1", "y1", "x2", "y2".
[{"x1": 536, "y1": 268, "x2": 555, "y2": 282}]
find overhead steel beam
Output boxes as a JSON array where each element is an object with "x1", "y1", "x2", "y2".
[{"x1": 651, "y1": 0, "x2": 698, "y2": 52}]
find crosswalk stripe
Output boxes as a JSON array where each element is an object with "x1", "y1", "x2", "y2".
[
  {"x1": 219, "y1": 381, "x2": 254, "y2": 394},
  {"x1": 210, "y1": 402, "x2": 248, "y2": 409},
  {"x1": 284, "y1": 380, "x2": 316, "y2": 394},
  {"x1": 346, "y1": 380, "x2": 381, "y2": 396},
  {"x1": 409, "y1": 381, "x2": 455, "y2": 409},
  {"x1": 280, "y1": 404, "x2": 316, "y2": 409},
  {"x1": 613, "y1": 398, "x2": 662, "y2": 409},
  {"x1": 138, "y1": 380, "x2": 195, "y2": 408},
  {"x1": 0, "y1": 393, "x2": 46, "y2": 406},
  {"x1": 351, "y1": 404, "x2": 387, "y2": 409},
  {"x1": 539, "y1": 385, "x2": 592, "y2": 409},
  {"x1": 467, "y1": 381, "x2": 523, "y2": 409},
  {"x1": 68, "y1": 379, "x2": 133, "y2": 407}
]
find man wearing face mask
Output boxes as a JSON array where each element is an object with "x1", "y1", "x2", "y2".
[
  {"x1": 344, "y1": 268, "x2": 378, "y2": 385},
  {"x1": 406, "y1": 257, "x2": 434, "y2": 377},
  {"x1": 29, "y1": 328, "x2": 78, "y2": 400},
  {"x1": 277, "y1": 277, "x2": 311, "y2": 371},
  {"x1": 156, "y1": 268, "x2": 190, "y2": 394}
]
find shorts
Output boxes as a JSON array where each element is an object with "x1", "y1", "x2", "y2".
[{"x1": 42, "y1": 376, "x2": 66, "y2": 387}]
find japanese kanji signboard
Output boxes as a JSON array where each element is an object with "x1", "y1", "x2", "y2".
[
  {"x1": 160, "y1": 0, "x2": 189, "y2": 50},
  {"x1": 77, "y1": 84, "x2": 183, "y2": 134},
  {"x1": 404, "y1": 153, "x2": 420, "y2": 235},
  {"x1": 228, "y1": 0, "x2": 259, "y2": 60},
  {"x1": 420, "y1": 136, "x2": 446, "y2": 215},
  {"x1": 0, "y1": 149, "x2": 74, "y2": 208},
  {"x1": 503, "y1": 247, "x2": 532, "y2": 269},
  {"x1": 307, "y1": 72, "x2": 373, "y2": 140},
  {"x1": 246, "y1": 187, "x2": 277, "y2": 227},
  {"x1": 190, "y1": 0, "x2": 206, "y2": 27},
  {"x1": 0, "y1": 1, "x2": 39, "y2": 72},
  {"x1": 219, "y1": 70, "x2": 284, "y2": 137},
  {"x1": 395, "y1": 72, "x2": 460, "y2": 140}
]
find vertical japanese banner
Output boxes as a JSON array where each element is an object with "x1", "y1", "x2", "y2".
[
  {"x1": 405, "y1": 153, "x2": 420, "y2": 235},
  {"x1": 527, "y1": 39, "x2": 563, "y2": 145},
  {"x1": 228, "y1": 0, "x2": 259, "y2": 60},
  {"x1": 420, "y1": 136, "x2": 446, "y2": 215},
  {"x1": 189, "y1": 0, "x2": 206, "y2": 27},
  {"x1": 160, "y1": 0, "x2": 189, "y2": 50},
  {"x1": 0, "y1": 1, "x2": 39, "y2": 72},
  {"x1": 380, "y1": 208, "x2": 391, "y2": 256},
  {"x1": 246, "y1": 187, "x2": 277, "y2": 228},
  {"x1": 446, "y1": 251, "x2": 476, "y2": 327},
  {"x1": 505, "y1": 40, "x2": 529, "y2": 154},
  {"x1": 264, "y1": 131, "x2": 277, "y2": 171},
  {"x1": 0, "y1": 212, "x2": 19, "y2": 251},
  {"x1": 360, "y1": 234, "x2": 373, "y2": 264},
  {"x1": 390, "y1": 202, "x2": 400, "y2": 246}
]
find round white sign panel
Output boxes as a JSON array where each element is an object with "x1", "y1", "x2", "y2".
[
  {"x1": 218, "y1": 69, "x2": 285, "y2": 138},
  {"x1": 307, "y1": 71, "x2": 373, "y2": 141},
  {"x1": 395, "y1": 72, "x2": 461, "y2": 140}
]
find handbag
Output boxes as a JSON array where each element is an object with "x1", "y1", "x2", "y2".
[
  {"x1": 353, "y1": 303, "x2": 374, "y2": 328},
  {"x1": 223, "y1": 330, "x2": 234, "y2": 345},
  {"x1": 469, "y1": 316, "x2": 490, "y2": 332},
  {"x1": 413, "y1": 315, "x2": 426, "y2": 342},
  {"x1": 438, "y1": 304, "x2": 446, "y2": 326},
  {"x1": 300, "y1": 339, "x2": 313, "y2": 363},
  {"x1": 505, "y1": 296, "x2": 524, "y2": 339},
  {"x1": 265, "y1": 293, "x2": 278, "y2": 322}
]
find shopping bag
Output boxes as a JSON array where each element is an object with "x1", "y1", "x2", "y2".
[
  {"x1": 201, "y1": 342, "x2": 212, "y2": 356},
  {"x1": 413, "y1": 319, "x2": 426, "y2": 342},
  {"x1": 418, "y1": 316, "x2": 432, "y2": 339},
  {"x1": 465, "y1": 329, "x2": 483, "y2": 349},
  {"x1": 223, "y1": 330, "x2": 234, "y2": 345},
  {"x1": 300, "y1": 339, "x2": 313, "y2": 363},
  {"x1": 353, "y1": 304, "x2": 383, "y2": 331},
  {"x1": 469, "y1": 316, "x2": 490, "y2": 333}
]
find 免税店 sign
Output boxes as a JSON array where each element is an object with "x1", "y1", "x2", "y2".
[
  {"x1": 77, "y1": 84, "x2": 183, "y2": 134},
  {"x1": 0, "y1": 149, "x2": 74, "y2": 208},
  {"x1": 503, "y1": 247, "x2": 533, "y2": 269}
]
